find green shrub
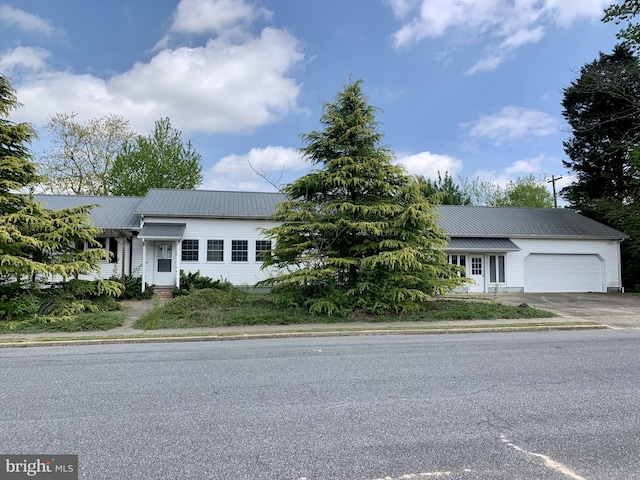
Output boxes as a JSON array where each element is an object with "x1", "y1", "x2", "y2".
[
  {"x1": 173, "y1": 271, "x2": 233, "y2": 296},
  {"x1": 108, "y1": 275, "x2": 154, "y2": 300},
  {"x1": 0, "y1": 292, "x2": 39, "y2": 321}
]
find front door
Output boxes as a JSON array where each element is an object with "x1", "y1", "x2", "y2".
[
  {"x1": 155, "y1": 242, "x2": 174, "y2": 286},
  {"x1": 469, "y1": 255, "x2": 485, "y2": 292}
]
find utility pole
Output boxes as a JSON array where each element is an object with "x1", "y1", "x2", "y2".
[{"x1": 548, "y1": 175, "x2": 563, "y2": 208}]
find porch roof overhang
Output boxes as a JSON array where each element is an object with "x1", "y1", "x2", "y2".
[
  {"x1": 138, "y1": 222, "x2": 186, "y2": 241},
  {"x1": 445, "y1": 237, "x2": 520, "y2": 252}
]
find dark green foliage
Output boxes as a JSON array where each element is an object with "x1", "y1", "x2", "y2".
[
  {"x1": 561, "y1": 45, "x2": 640, "y2": 288},
  {"x1": 0, "y1": 277, "x2": 122, "y2": 328},
  {"x1": 1, "y1": 74, "x2": 109, "y2": 283},
  {"x1": 134, "y1": 292, "x2": 553, "y2": 330},
  {"x1": 561, "y1": 45, "x2": 640, "y2": 216},
  {"x1": 415, "y1": 172, "x2": 471, "y2": 205},
  {"x1": 173, "y1": 270, "x2": 233, "y2": 296},
  {"x1": 603, "y1": 0, "x2": 640, "y2": 51},
  {"x1": 0, "y1": 312, "x2": 124, "y2": 333},
  {"x1": 259, "y1": 80, "x2": 467, "y2": 315},
  {"x1": 108, "y1": 117, "x2": 203, "y2": 196},
  {"x1": 109, "y1": 275, "x2": 154, "y2": 299},
  {"x1": 0, "y1": 289, "x2": 39, "y2": 321}
]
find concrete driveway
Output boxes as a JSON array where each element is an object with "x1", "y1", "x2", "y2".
[{"x1": 491, "y1": 292, "x2": 640, "y2": 329}]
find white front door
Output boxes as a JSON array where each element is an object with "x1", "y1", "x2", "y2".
[
  {"x1": 469, "y1": 255, "x2": 485, "y2": 292},
  {"x1": 155, "y1": 242, "x2": 175, "y2": 286}
]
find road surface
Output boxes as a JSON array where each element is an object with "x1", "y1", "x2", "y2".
[{"x1": 1, "y1": 330, "x2": 639, "y2": 479}]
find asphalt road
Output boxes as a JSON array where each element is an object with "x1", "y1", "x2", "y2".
[{"x1": 1, "y1": 330, "x2": 639, "y2": 480}]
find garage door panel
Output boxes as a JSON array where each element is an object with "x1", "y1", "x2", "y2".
[{"x1": 525, "y1": 254, "x2": 603, "y2": 293}]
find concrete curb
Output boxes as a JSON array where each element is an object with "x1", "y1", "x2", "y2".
[{"x1": 0, "y1": 323, "x2": 610, "y2": 349}]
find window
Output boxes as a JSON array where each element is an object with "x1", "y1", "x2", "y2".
[
  {"x1": 182, "y1": 239, "x2": 199, "y2": 261},
  {"x1": 207, "y1": 240, "x2": 224, "y2": 262},
  {"x1": 489, "y1": 255, "x2": 505, "y2": 283},
  {"x1": 471, "y1": 257, "x2": 482, "y2": 275},
  {"x1": 447, "y1": 254, "x2": 466, "y2": 276},
  {"x1": 231, "y1": 240, "x2": 248, "y2": 262},
  {"x1": 97, "y1": 237, "x2": 118, "y2": 263},
  {"x1": 255, "y1": 240, "x2": 272, "y2": 261}
]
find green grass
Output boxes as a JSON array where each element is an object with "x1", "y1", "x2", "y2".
[
  {"x1": 134, "y1": 289, "x2": 556, "y2": 330},
  {"x1": 0, "y1": 311, "x2": 125, "y2": 334}
]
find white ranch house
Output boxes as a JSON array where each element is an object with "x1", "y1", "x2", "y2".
[{"x1": 37, "y1": 189, "x2": 628, "y2": 294}]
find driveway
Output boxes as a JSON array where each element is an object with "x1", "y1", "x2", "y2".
[{"x1": 491, "y1": 292, "x2": 640, "y2": 328}]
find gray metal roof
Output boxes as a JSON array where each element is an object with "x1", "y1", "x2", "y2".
[
  {"x1": 138, "y1": 222, "x2": 186, "y2": 240},
  {"x1": 135, "y1": 189, "x2": 287, "y2": 218},
  {"x1": 35, "y1": 195, "x2": 142, "y2": 230},
  {"x1": 36, "y1": 192, "x2": 628, "y2": 241},
  {"x1": 446, "y1": 237, "x2": 521, "y2": 251},
  {"x1": 437, "y1": 205, "x2": 627, "y2": 240}
]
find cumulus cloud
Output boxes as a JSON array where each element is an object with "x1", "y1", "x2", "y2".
[
  {"x1": 170, "y1": 0, "x2": 271, "y2": 35},
  {"x1": 0, "y1": 5, "x2": 54, "y2": 35},
  {"x1": 0, "y1": 46, "x2": 50, "y2": 74},
  {"x1": 202, "y1": 146, "x2": 307, "y2": 191},
  {"x1": 471, "y1": 155, "x2": 557, "y2": 188},
  {"x1": 387, "y1": 0, "x2": 610, "y2": 73},
  {"x1": 395, "y1": 151, "x2": 464, "y2": 178},
  {"x1": 7, "y1": 0, "x2": 305, "y2": 135},
  {"x1": 463, "y1": 106, "x2": 558, "y2": 144}
]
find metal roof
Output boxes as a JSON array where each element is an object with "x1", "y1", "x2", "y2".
[
  {"x1": 35, "y1": 194, "x2": 142, "y2": 230},
  {"x1": 437, "y1": 205, "x2": 627, "y2": 240},
  {"x1": 446, "y1": 237, "x2": 521, "y2": 251},
  {"x1": 134, "y1": 189, "x2": 287, "y2": 218},
  {"x1": 36, "y1": 192, "x2": 628, "y2": 241},
  {"x1": 138, "y1": 222, "x2": 186, "y2": 240}
]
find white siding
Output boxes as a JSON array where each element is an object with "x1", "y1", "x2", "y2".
[{"x1": 142, "y1": 217, "x2": 280, "y2": 286}]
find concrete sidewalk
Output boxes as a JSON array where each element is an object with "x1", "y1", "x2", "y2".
[{"x1": 0, "y1": 296, "x2": 608, "y2": 348}]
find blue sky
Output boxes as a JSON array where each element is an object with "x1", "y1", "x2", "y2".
[{"x1": 0, "y1": 0, "x2": 623, "y2": 194}]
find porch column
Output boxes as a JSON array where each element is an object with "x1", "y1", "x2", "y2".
[
  {"x1": 141, "y1": 240, "x2": 147, "y2": 292},
  {"x1": 175, "y1": 240, "x2": 182, "y2": 289}
]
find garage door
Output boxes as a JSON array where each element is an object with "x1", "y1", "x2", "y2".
[{"x1": 524, "y1": 254, "x2": 603, "y2": 293}]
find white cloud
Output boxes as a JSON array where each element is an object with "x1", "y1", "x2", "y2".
[
  {"x1": 463, "y1": 106, "x2": 558, "y2": 144},
  {"x1": 471, "y1": 155, "x2": 557, "y2": 187},
  {"x1": 171, "y1": 0, "x2": 270, "y2": 35},
  {"x1": 503, "y1": 155, "x2": 545, "y2": 175},
  {"x1": 8, "y1": 0, "x2": 304, "y2": 135},
  {"x1": 202, "y1": 146, "x2": 307, "y2": 191},
  {"x1": 0, "y1": 46, "x2": 50, "y2": 74},
  {"x1": 388, "y1": 0, "x2": 610, "y2": 72},
  {"x1": 395, "y1": 151, "x2": 463, "y2": 178},
  {"x1": 0, "y1": 5, "x2": 54, "y2": 35}
]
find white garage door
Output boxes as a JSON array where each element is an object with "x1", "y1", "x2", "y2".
[{"x1": 524, "y1": 254, "x2": 603, "y2": 293}]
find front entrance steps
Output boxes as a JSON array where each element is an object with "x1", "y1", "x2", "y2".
[{"x1": 153, "y1": 287, "x2": 174, "y2": 299}]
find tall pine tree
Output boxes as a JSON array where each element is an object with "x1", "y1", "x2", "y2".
[
  {"x1": 260, "y1": 80, "x2": 466, "y2": 315},
  {"x1": 561, "y1": 45, "x2": 640, "y2": 289},
  {"x1": 0, "y1": 74, "x2": 111, "y2": 287}
]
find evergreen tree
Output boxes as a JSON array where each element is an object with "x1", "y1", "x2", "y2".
[
  {"x1": 260, "y1": 80, "x2": 466, "y2": 315},
  {"x1": 0, "y1": 74, "x2": 111, "y2": 286},
  {"x1": 561, "y1": 45, "x2": 640, "y2": 217},
  {"x1": 561, "y1": 45, "x2": 640, "y2": 289},
  {"x1": 415, "y1": 172, "x2": 471, "y2": 205},
  {"x1": 108, "y1": 117, "x2": 203, "y2": 196}
]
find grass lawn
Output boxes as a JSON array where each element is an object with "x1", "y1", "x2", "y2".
[{"x1": 134, "y1": 288, "x2": 556, "y2": 330}]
